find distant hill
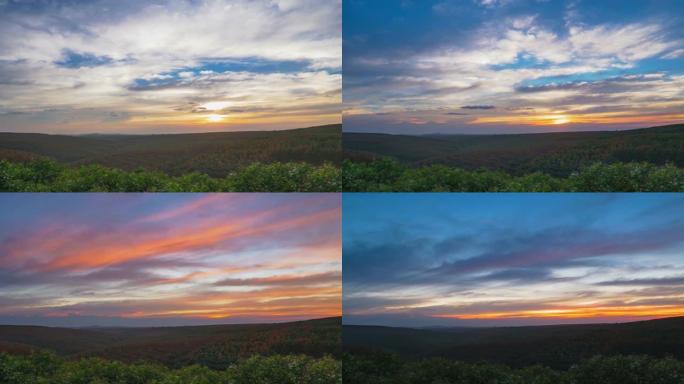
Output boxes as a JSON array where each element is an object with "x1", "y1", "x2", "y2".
[
  {"x1": 344, "y1": 124, "x2": 684, "y2": 176},
  {"x1": 0, "y1": 317, "x2": 341, "y2": 369},
  {"x1": 343, "y1": 317, "x2": 684, "y2": 369},
  {"x1": 0, "y1": 124, "x2": 341, "y2": 177}
]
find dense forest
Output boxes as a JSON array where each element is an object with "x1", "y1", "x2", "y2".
[
  {"x1": 343, "y1": 352, "x2": 684, "y2": 384},
  {"x1": 0, "y1": 159, "x2": 340, "y2": 192},
  {"x1": 343, "y1": 317, "x2": 684, "y2": 383},
  {"x1": 1, "y1": 351, "x2": 340, "y2": 384},
  {"x1": 344, "y1": 123, "x2": 684, "y2": 191},
  {"x1": 0, "y1": 125, "x2": 342, "y2": 191},
  {"x1": 0, "y1": 318, "x2": 341, "y2": 383},
  {"x1": 344, "y1": 123, "x2": 684, "y2": 176},
  {"x1": 0, "y1": 124, "x2": 341, "y2": 177}
]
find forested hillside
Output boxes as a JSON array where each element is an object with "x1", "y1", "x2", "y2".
[
  {"x1": 0, "y1": 317, "x2": 341, "y2": 369},
  {"x1": 343, "y1": 317, "x2": 684, "y2": 383},
  {"x1": 344, "y1": 124, "x2": 684, "y2": 177},
  {"x1": 344, "y1": 317, "x2": 684, "y2": 369},
  {"x1": 0, "y1": 318, "x2": 341, "y2": 383},
  {"x1": 0, "y1": 124, "x2": 341, "y2": 177}
]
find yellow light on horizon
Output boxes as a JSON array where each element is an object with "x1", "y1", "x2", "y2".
[
  {"x1": 206, "y1": 114, "x2": 225, "y2": 123},
  {"x1": 552, "y1": 115, "x2": 570, "y2": 125}
]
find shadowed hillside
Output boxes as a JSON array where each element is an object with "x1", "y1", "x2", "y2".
[
  {"x1": 0, "y1": 124, "x2": 341, "y2": 177},
  {"x1": 344, "y1": 124, "x2": 684, "y2": 177},
  {"x1": 344, "y1": 317, "x2": 684, "y2": 369},
  {"x1": 0, "y1": 317, "x2": 341, "y2": 370}
]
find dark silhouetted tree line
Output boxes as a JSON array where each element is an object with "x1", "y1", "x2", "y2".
[{"x1": 343, "y1": 351, "x2": 684, "y2": 384}]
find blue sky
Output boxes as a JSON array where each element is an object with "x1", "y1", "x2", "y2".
[
  {"x1": 0, "y1": 0, "x2": 341, "y2": 134},
  {"x1": 344, "y1": 0, "x2": 684, "y2": 134},
  {"x1": 343, "y1": 194, "x2": 684, "y2": 327},
  {"x1": 0, "y1": 194, "x2": 341, "y2": 327}
]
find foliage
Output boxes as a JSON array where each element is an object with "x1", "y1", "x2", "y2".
[
  {"x1": 0, "y1": 124, "x2": 342, "y2": 177},
  {"x1": 0, "y1": 318, "x2": 341, "y2": 370},
  {"x1": 343, "y1": 352, "x2": 684, "y2": 384},
  {"x1": 344, "y1": 123, "x2": 684, "y2": 177},
  {"x1": 343, "y1": 158, "x2": 684, "y2": 192},
  {"x1": 0, "y1": 159, "x2": 341, "y2": 192},
  {"x1": 343, "y1": 317, "x2": 684, "y2": 370},
  {"x1": 0, "y1": 351, "x2": 341, "y2": 384}
]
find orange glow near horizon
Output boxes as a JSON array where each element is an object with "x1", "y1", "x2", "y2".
[
  {"x1": 0, "y1": 194, "x2": 342, "y2": 326},
  {"x1": 433, "y1": 305, "x2": 684, "y2": 321},
  {"x1": 471, "y1": 112, "x2": 684, "y2": 127}
]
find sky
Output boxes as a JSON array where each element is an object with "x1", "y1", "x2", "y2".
[
  {"x1": 0, "y1": 194, "x2": 341, "y2": 327},
  {"x1": 343, "y1": 194, "x2": 684, "y2": 327},
  {"x1": 0, "y1": 0, "x2": 341, "y2": 134},
  {"x1": 344, "y1": 0, "x2": 684, "y2": 134}
]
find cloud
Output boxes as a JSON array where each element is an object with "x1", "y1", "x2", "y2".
[
  {"x1": 461, "y1": 105, "x2": 495, "y2": 109},
  {"x1": 343, "y1": 1, "x2": 684, "y2": 133},
  {"x1": 0, "y1": 0, "x2": 341, "y2": 133},
  {"x1": 343, "y1": 194, "x2": 684, "y2": 326},
  {"x1": 0, "y1": 194, "x2": 341, "y2": 325},
  {"x1": 597, "y1": 276, "x2": 684, "y2": 286}
]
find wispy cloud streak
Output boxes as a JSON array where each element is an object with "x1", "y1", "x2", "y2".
[{"x1": 0, "y1": 194, "x2": 341, "y2": 326}]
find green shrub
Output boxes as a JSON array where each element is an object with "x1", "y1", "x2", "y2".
[
  {"x1": 342, "y1": 353, "x2": 684, "y2": 384},
  {"x1": 0, "y1": 159, "x2": 341, "y2": 192},
  {"x1": 342, "y1": 158, "x2": 684, "y2": 192},
  {"x1": 0, "y1": 351, "x2": 340, "y2": 384}
]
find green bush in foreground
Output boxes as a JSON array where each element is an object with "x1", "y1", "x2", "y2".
[
  {"x1": 343, "y1": 352, "x2": 684, "y2": 384},
  {"x1": 343, "y1": 158, "x2": 684, "y2": 191},
  {"x1": 0, "y1": 351, "x2": 341, "y2": 384},
  {"x1": 0, "y1": 159, "x2": 341, "y2": 192}
]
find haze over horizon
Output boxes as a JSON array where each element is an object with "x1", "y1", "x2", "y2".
[
  {"x1": 343, "y1": 194, "x2": 684, "y2": 328},
  {"x1": 0, "y1": 0, "x2": 341, "y2": 134},
  {"x1": 344, "y1": 0, "x2": 684, "y2": 134},
  {"x1": 0, "y1": 194, "x2": 341, "y2": 327}
]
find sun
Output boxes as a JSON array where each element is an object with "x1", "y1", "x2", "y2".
[
  {"x1": 552, "y1": 116, "x2": 570, "y2": 125},
  {"x1": 206, "y1": 114, "x2": 224, "y2": 123}
]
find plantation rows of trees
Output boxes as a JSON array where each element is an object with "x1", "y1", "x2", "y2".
[
  {"x1": 0, "y1": 351, "x2": 341, "y2": 384},
  {"x1": 343, "y1": 158, "x2": 684, "y2": 192},
  {"x1": 343, "y1": 352, "x2": 684, "y2": 384},
  {"x1": 0, "y1": 159, "x2": 341, "y2": 192}
]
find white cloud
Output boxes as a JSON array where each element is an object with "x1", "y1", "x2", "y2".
[
  {"x1": 0, "y1": 0, "x2": 341, "y2": 133},
  {"x1": 662, "y1": 48, "x2": 684, "y2": 59}
]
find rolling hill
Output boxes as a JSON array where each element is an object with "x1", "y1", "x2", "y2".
[
  {"x1": 344, "y1": 124, "x2": 684, "y2": 177},
  {"x1": 343, "y1": 317, "x2": 684, "y2": 369},
  {"x1": 0, "y1": 124, "x2": 341, "y2": 177},
  {"x1": 0, "y1": 317, "x2": 341, "y2": 369}
]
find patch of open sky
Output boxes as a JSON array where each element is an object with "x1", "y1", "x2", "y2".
[
  {"x1": 490, "y1": 53, "x2": 555, "y2": 71},
  {"x1": 639, "y1": 56, "x2": 684, "y2": 75},
  {"x1": 519, "y1": 68, "x2": 631, "y2": 88},
  {"x1": 199, "y1": 57, "x2": 313, "y2": 74},
  {"x1": 54, "y1": 49, "x2": 113, "y2": 69},
  {"x1": 518, "y1": 57, "x2": 684, "y2": 88},
  {"x1": 128, "y1": 57, "x2": 324, "y2": 91}
]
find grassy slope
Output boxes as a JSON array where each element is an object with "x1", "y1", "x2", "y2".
[
  {"x1": 0, "y1": 317, "x2": 341, "y2": 368},
  {"x1": 0, "y1": 124, "x2": 341, "y2": 177},
  {"x1": 343, "y1": 317, "x2": 684, "y2": 369},
  {"x1": 344, "y1": 124, "x2": 684, "y2": 176}
]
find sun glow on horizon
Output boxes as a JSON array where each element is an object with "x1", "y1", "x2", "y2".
[
  {"x1": 552, "y1": 115, "x2": 571, "y2": 125},
  {"x1": 206, "y1": 114, "x2": 225, "y2": 123}
]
